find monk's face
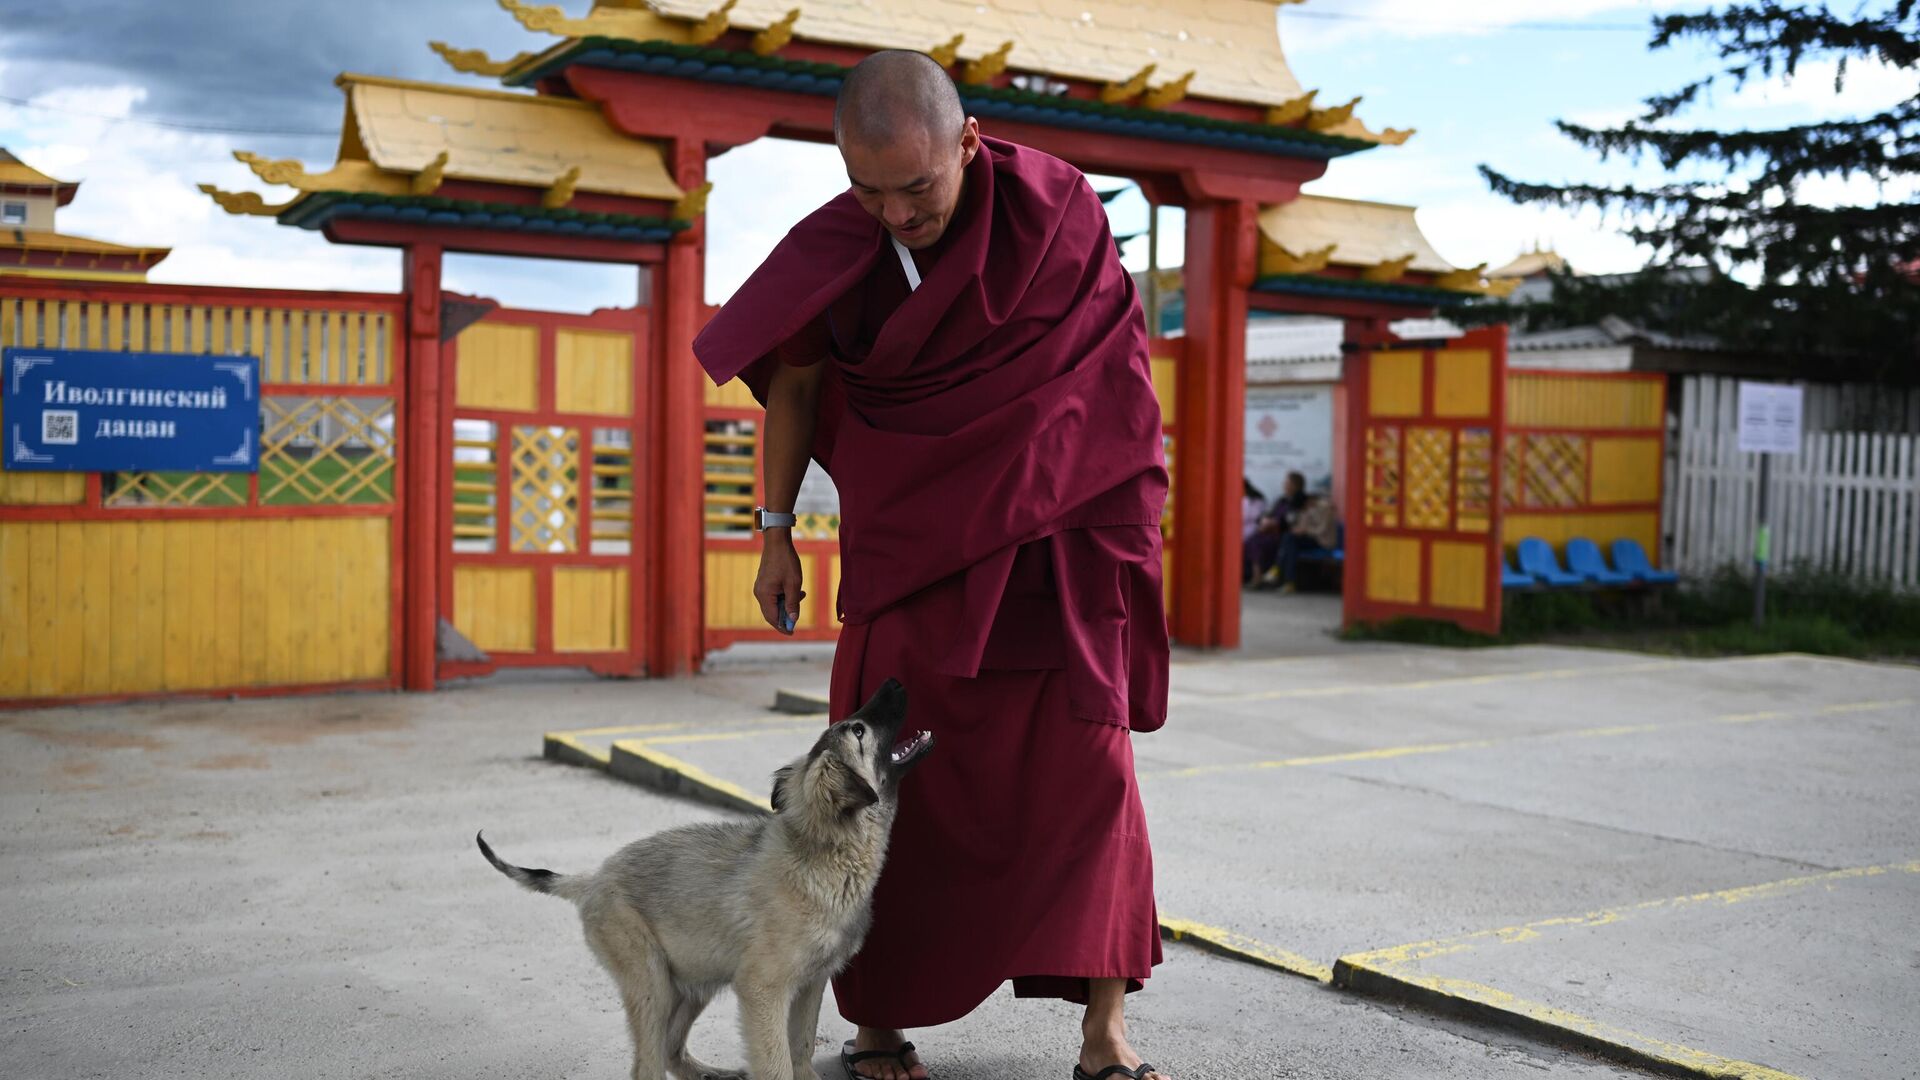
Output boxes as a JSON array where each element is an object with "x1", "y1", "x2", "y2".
[{"x1": 841, "y1": 117, "x2": 980, "y2": 250}]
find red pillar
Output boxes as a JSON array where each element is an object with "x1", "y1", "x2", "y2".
[
  {"x1": 402, "y1": 243, "x2": 444, "y2": 690},
  {"x1": 647, "y1": 143, "x2": 708, "y2": 676},
  {"x1": 1173, "y1": 199, "x2": 1256, "y2": 649}
]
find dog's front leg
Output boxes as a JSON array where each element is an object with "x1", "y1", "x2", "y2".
[
  {"x1": 735, "y1": 959, "x2": 799, "y2": 1080},
  {"x1": 786, "y1": 976, "x2": 828, "y2": 1080}
]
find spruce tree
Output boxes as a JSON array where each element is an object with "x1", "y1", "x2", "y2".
[{"x1": 1477, "y1": 2, "x2": 1919, "y2": 378}]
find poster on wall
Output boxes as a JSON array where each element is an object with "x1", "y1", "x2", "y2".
[{"x1": 1244, "y1": 385, "x2": 1334, "y2": 501}]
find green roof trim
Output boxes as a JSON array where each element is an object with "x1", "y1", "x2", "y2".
[
  {"x1": 507, "y1": 38, "x2": 1377, "y2": 159},
  {"x1": 278, "y1": 191, "x2": 686, "y2": 241}
]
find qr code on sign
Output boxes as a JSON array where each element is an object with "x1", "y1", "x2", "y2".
[{"x1": 42, "y1": 410, "x2": 78, "y2": 445}]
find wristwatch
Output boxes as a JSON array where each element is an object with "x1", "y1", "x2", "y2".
[{"x1": 754, "y1": 507, "x2": 797, "y2": 531}]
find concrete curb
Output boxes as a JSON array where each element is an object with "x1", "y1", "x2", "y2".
[
  {"x1": 1331, "y1": 956, "x2": 1801, "y2": 1080},
  {"x1": 1158, "y1": 917, "x2": 1331, "y2": 983},
  {"x1": 608, "y1": 738, "x2": 773, "y2": 816},
  {"x1": 773, "y1": 688, "x2": 831, "y2": 715}
]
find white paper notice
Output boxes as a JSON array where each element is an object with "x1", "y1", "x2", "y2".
[{"x1": 1736, "y1": 382, "x2": 1803, "y2": 455}]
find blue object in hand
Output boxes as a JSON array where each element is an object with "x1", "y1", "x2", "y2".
[{"x1": 775, "y1": 592, "x2": 797, "y2": 633}]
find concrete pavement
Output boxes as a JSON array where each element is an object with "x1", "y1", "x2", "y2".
[
  {"x1": 1, "y1": 655, "x2": 1646, "y2": 1080},
  {"x1": 551, "y1": 629, "x2": 1920, "y2": 1080}
]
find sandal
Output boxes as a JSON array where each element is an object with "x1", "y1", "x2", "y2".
[
  {"x1": 1073, "y1": 1065, "x2": 1163, "y2": 1080},
  {"x1": 842, "y1": 1039, "x2": 925, "y2": 1079}
]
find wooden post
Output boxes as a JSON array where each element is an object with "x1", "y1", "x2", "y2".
[
  {"x1": 1171, "y1": 198, "x2": 1256, "y2": 649},
  {"x1": 648, "y1": 142, "x2": 708, "y2": 676},
  {"x1": 402, "y1": 242, "x2": 444, "y2": 691}
]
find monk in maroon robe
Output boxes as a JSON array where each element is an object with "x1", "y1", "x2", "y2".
[{"x1": 694, "y1": 51, "x2": 1170, "y2": 1080}]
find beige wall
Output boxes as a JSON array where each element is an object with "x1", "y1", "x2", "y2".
[{"x1": 2, "y1": 192, "x2": 58, "y2": 231}]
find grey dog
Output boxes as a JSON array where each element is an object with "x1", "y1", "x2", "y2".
[{"x1": 478, "y1": 679, "x2": 932, "y2": 1080}]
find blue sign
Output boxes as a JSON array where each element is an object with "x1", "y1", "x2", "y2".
[{"x1": 3, "y1": 347, "x2": 260, "y2": 473}]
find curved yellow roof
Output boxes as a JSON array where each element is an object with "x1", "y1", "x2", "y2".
[
  {"x1": 335, "y1": 74, "x2": 682, "y2": 200},
  {"x1": 1259, "y1": 195, "x2": 1453, "y2": 275},
  {"x1": 508, "y1": 0, "x2": 1309, "y2": 108}
]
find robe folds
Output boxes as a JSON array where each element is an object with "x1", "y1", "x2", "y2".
[{"x1": 694, "y1": 136, "x2": 1168, "y2": 1026}]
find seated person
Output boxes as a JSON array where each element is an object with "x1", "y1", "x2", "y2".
[
  {"x1": 1240, "y1": 478, "x2": 1268, "y2": 585},
  {"x1": 1263, "y1": 488, "x2": 1340, "y2": 593},
  {"x1": 1248, "y1": 472, "x2": 1309, "y2": 587}
]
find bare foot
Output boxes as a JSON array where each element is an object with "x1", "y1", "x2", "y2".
[
  {"x1": 847, "y1": 1027, "x2": 929, "y2": 1080},
  {"x1": 1079, "y1": 1027, "x2": 1169, "y2": 1080}
]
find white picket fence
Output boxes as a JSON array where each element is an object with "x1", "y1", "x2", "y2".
[{"x1": 1668, "y1": 376, "x2": 1920, "y2": 589}]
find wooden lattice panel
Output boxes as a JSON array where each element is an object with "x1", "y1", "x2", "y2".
[
  {"x1": 451, "y1": 421, "x2": 499, "y2": 552},
  {"x1": 1404, "y1": 427, "x2": 1453, "y2": 530},
  {"x1": 590, "y1": 428, "x2": 634, "y2": 554},
  {"x1": 1364, "y1": 425, "x2": 1401, "y2": 528},
  {"x1": 1520, "y1": 433, "x2": 1588, "y2": 508},
  {"x1": 259, "y1": 397, "x2": 395, "y2": 505},
  {"x1": 103, "y1": 470, "x2": 245, "y2": 508},
  {"x1": 1454, "y1": 428, "x2": 1494, "y2": 533},
  {"x1": 703, "y1": 419, "x2": 757, "y2": 534},
  {"x1": 510, "y1": 425, "x2": 580, "y2": 554}
]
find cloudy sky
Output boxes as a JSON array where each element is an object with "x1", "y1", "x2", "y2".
[{"x1": 2, "y1": 0, "x2": 1910, "y2": 312}]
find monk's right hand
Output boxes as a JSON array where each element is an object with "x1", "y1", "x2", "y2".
[{"x1": 753, "y1": 535, "x2": 806, "y2": 635}]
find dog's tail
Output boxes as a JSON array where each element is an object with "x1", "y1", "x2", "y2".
[{"x1": 475, "y1": 831, "x2": 588, "y2": 901}]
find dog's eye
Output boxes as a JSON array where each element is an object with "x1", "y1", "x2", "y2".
[{"x1": 846, "y1": 722, "x2": 866, "y2": 739}]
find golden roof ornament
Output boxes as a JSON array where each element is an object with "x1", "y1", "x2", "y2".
[
  {"x1": 197, "y1": 184, "x2": 297, "y2": 217},
  {"x1": 1143, "y1": 71, "x2": 1194, "y2": 110},
  {"x1": 1266, "y1": 91, "x2": 1317, "y2": 126},
  {"x1": 543, "y1": 165, "x2": 581, "y2": 209},
  {"x1": 1434, "y1": 264, "x2": 1491, "y2": 291},
  {"x1": 1265, "y1": 243, "x2": 1336, "y2": 276},
  {"x1": 1101, "y1": 64, "x2": 1156, "y2": 105},
  {"x1": 1307, "y1": 96, "x2": 1362, "y2": 132},
  {"x1": 429, "y1": 42, "x2": 536, "y2": 77},
  {"x1": 691, "y1": 0, "x2": 738, "y2": 46},
  {"x1": 1362, "y1": 254, "x2": 1416, "y2": 283},
  {"x1": 411, "y1": 151, "x2": 450, "y2": 196},
  {"x1": 672, "y1": 180, "x2": 715, "y2": 221},
  {"x1": 963, "y1": 40, "x2": 1013, "y2": 86},
  {"x1": 929, "y1": 33, "x2": 964, "y2": 68},
  {"x1": 752, "y1": 8, "x2": 800, "y2": 55},
  {"x1": 497, "y1": 0, "x2": 574, "y2": 35},
  {"x1": 234, "y1": 151, "x2": 310, "y2": 187}
]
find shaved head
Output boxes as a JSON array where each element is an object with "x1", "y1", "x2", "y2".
[{"x1": 834, "y1": 50, "x2": 966, "y2": 149}]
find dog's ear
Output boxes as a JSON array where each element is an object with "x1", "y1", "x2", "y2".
[
  {"x1": 837, "y1": 771, "x2": 880, "y2": 815},
  {"x1": 769, "y1": 764, "x2": 796, "y2": 813}
]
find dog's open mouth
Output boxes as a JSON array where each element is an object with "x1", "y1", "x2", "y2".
[{"x1": 889, "y1": 730, "x2": 933, "y2": 766}]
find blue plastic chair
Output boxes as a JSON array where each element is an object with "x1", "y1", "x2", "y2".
[
  {"x1": 1516, "y1": 537, "x2": 1584, "y2": 587},
  {"x1": 1610, "y1": 539, "x2": 1679, "y2": 585},
  {"x1": 1566, "y1": 538, "x2": 1634, "y2": 585},
  {"x1": 1501, "y1": 557, "x2": 1535, "y2": 590}
]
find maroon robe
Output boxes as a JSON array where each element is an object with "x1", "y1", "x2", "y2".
[{"x1": 694, "y1": 136, "x2": 1168, "y2": 1026}]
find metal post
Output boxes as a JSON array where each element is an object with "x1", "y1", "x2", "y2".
[
  {"x1": 1752, "y1": 453, "x2": 1771, "y2": 628},
  {"x1": 1145, "y1": 198, "x2": 1161, "y2": 337}
]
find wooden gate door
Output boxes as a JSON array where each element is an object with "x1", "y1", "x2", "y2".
[
  {"x1": 438, "y1": 304, "x2": 650, "y2": 677},
  {"x1": 1342, "y1": 325, "x2": 1507, "y2": 635}
]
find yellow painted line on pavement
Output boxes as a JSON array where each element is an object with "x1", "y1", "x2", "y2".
[
  {"x1": 642, "y1": 720, "x2": 823, "y2": 747},
  {"x1": 1343, "y1": 859, "x2": 1920, "y2": 969},
  {"x1": 1145, "y1": 698, "x2": 1916, "y2": 780},
  {"x1": 1329, "y1": 862, "x2": 1920, "y2": 1080},
  {"x1": 1333, "y1": 958, "x2": 1804, "y2": 1080},
  {"x1": 1182, "y1": 659, "x2": 1688, "y2": 705},
  {"x1": 1158, "y1": 917, "x2": 1331, "y2": 983}
]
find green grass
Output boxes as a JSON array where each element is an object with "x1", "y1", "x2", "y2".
[{"x1": 1344, "y1": 565, "x2": 1920, "y2": 661}]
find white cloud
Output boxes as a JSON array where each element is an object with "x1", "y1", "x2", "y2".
[
  {"x1": 704, "y1": 138, "x2": 851, "y2": 305},
  {"x1": 1721, "y1": 57, "x2": 1917, "y2": 116},
  {"x1": 1, "y1": 80, "x2": 399, "y2": 293},
  {"x1": 1281, "y1": 0, "x2": 1687, "y2": 48}
]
